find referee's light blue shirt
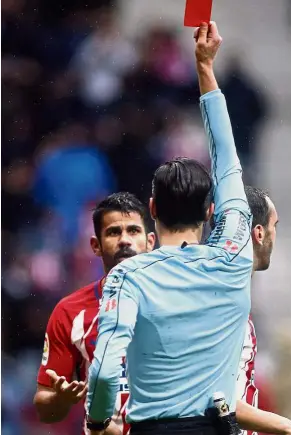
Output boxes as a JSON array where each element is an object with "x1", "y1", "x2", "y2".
[{"x1": 87, "y1": 89, "x2": 253, "y2": 422}]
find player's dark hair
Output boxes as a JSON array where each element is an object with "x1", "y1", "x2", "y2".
[
  {"x1": 245, "y1": 185, "x2": 271, "y2": 229},
  {"x1": 152, "y1": 157, "x2": 213, "y2": 230},
  {"x1": 93, "y1": 192, "x2": 148, "y2": 239}
]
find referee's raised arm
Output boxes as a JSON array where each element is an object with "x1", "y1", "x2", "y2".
[{"x1": 196, "y1": 22, "x2": 252, "y2": 258}]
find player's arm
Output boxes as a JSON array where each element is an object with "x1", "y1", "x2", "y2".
[
  {"x1": 236, "y1": 400, "x2": 291, "y2": 434},
  {"x1": 33, "y1": 303, "x2": 86, "y2": 423},
  {"x1": 86, "y1": 267, "x2": 139, "y2": 424},
  {"x1": 236, "y1": 320, "x2": 257, "y2": 408},
  {"x1": 34, "y1": 375, "x2": 87, "y2": 423},
  {"x1": 195, "y1": 23, "x2": 252, "y2": 258},
  {"x1": 235, "y1": 324, "x2": 291, "y2": 434}
]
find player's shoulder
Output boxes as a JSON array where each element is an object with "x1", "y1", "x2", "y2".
[{"x1": 53, "y1": 281, "x2": 98, "y2": 315}]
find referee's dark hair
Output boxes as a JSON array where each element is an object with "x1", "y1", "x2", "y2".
[
  {"x1": 93, "y1": 192, "x2": 149, "y2": 239},
  {"x1": 244, "y1": 185, "x2": 271, "y2": 229},
  {"x1": 152, "y1": 157, "x2": 213, "y2": 230}
]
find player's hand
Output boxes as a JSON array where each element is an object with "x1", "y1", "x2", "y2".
[
  {"x1": 46, "y1": 369, "x2": 88, "y2": 404},
  {"x1": 194, "y1": 21, "x2": 222, "y2": 66}
]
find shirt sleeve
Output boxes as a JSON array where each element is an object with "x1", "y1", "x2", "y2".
[
  {"x1": 86, "y1": 266, "x2": 139, "y2": 421},
  {"x1": 236, "y1": 319, "x2": 258, "y2": 406},
  {"x1": 37, "y1": 302, "x2": 78, "y2": 387},
  {"x1": 201, "y1": 90, "x2": 253, "y2": 261}
]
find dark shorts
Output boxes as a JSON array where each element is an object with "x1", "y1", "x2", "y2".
[{"x1": 130, "y1": 416, "x2": 218, "y2": 435}]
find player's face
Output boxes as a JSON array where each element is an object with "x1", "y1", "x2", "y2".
[
  {"x1": 255, "y1": 197, "x2": 278, "y2": 271},
  {"x1": 91, "y1": 211, "x2": 155, "y2": 273}
]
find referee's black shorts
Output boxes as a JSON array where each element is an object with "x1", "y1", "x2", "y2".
[{"x1": 130, "y1": 416, "x2": 218, "y2": 435}]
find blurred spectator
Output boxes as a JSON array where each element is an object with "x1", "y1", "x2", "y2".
[
  {"x1": 72, "y1": 7, "x2": 138, "y2": 106},
  {"x1": 221, "y1": 54, "x2": 268, "y2": 182},
  {"x1": 107, "y1": 101, "x2": 159, "y2": 200},
  {"x1": 2, "y1": 161, "x2": 40, "y2": 234},
  {"x1": 147, "y1": 104, "x2": 209, "y2": 166},
  {"x1": 123, "y1": 27, "x2": 198, "y2": 105},
  {"x1": 33, "y1": 122, "x2": 116, "y2": 246}
]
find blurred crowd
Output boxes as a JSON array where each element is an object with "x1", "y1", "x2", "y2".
[{"x1": 2, "y1": 0, "x2": 268, "y2": 433}]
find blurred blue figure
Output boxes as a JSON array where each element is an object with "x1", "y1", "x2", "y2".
[{"x1": 33, "y1": 124, "x2": 116, "y2": 248}]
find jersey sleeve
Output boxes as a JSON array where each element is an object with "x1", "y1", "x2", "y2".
[
  {"x1": 201, "y1": 90, "x2": 253, "y2": 261},
  {"x1": 86, "y1": 265, "x2": 139, "y2": 421},
  {"x1": 236, "y1": 319, "x2": 258, "y2": 406},
  {"x1": 37, "y1": 302, "x2": 78, "y2": 387}
]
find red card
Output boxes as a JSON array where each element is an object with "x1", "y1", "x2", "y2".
[{"x1": 184, "y1": 0, "x2": 213, "y2": 27}]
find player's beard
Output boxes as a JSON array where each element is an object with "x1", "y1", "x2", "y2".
[
  {"x1": 114, "y1": 246, "x2": 138, "y2": 263},
  {"x1": 102, "y1": 238, "x2": 148, "y2": 273},
  {"x1": 102, "y1": 246, "x2": 142, "y2": 274}
]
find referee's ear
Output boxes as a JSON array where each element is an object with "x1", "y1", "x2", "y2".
[
  {"x1": 205, "y1": 202, "x2": 215, "y2": 222},
  {"x1": 146, "y1": 232, "x2": 156, "y2": 252},
  {"x1": 149, "y1": 198, "x2": 156, "y2": 221}
]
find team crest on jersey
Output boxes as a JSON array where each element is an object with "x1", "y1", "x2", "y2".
[{"x1": 41, "y1": 333, "x2": 49, "y2": 366}]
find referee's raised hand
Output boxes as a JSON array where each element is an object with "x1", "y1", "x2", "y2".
[{"x1": 194, "y1": 21, "x2": 223, "y2": 66}]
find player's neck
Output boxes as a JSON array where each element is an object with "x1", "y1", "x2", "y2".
[{"x1": 158, "y1": 226, "x2": 202, "y2": 247}]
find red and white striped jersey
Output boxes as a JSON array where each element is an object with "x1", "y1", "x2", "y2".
[
  {"x1": 37, "y1": 280, "x2": 130, "y2": 435},
  {"x1": 236, "y1": 316, "x2": 259, "y2": 435}
]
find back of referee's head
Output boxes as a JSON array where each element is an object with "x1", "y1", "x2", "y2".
[{"x1": 150, "y1": 157, "x2": 213, "y2": 232}]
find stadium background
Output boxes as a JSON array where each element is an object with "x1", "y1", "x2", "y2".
[{"x1": 2, "y1": 0, "x2": 291, "y2": 433}]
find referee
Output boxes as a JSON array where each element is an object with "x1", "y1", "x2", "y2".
[{"x1": 86, "y1": 22, "x2": 253, "y2": 435}]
